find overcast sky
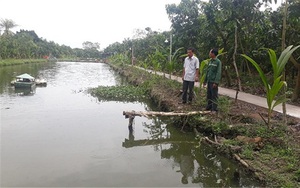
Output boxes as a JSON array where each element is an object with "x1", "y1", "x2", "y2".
[
  {"x1": 1, "y1": 0, "x2": 181, "y2": 49},
  {"x1": 1, "y1": 0, "x2": 280, "y2": 50}
]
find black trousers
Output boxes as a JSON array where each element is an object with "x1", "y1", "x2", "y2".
[
  {"x1": 182, "y1": 80, "x2": 195, "y2": 102},
  {"x1": 206, "y1": 82, "x2": 218, "y2": 111}
]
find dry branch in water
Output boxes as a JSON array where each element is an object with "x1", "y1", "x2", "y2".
[{"x1": 123, "y1": 110, "x2": 210, "y2": 118}]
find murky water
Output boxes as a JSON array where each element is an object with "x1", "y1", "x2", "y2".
[{"x1": 0, "y1": 62, "x2": 261, "y2": 187}]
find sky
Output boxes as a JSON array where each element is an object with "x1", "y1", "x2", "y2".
[
  {"x1": 1, "y1": 0, "x2": 182, "y2": 49},
  {"x1": 1, "y1": 0, "x2": 281, "y2": 50}
]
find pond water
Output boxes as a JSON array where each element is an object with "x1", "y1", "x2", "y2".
[{"x1": 0, "y1": 62, "x2": 261, "y2": 187}]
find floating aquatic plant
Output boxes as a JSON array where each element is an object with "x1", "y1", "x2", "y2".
[{"x1": 89, "y1": 85, "x2": 147, "y2": 102}]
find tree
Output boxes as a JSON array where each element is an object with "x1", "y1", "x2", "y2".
[
  {"x1": 284, "y1": 0, "x2": 300, "y2": 101},
  {"x1": 82, "y1": 41, "x2": 100, "y2": 50},
  {"x1": 0, "y1": 18, "x2": 18, "y2": 36},
  {"x1": 166, "y1": 0, "x2": 201, "y2": 49},
  {"x1": 82, "y1": 41, "x2": 101, "y2": 58}
]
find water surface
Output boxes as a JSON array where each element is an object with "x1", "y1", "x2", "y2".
[{"x1": 1, "y1": 62, "x2": 260, "y2": 187}]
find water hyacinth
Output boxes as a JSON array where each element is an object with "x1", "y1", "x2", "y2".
[{"x1": 89, "y1": 85, "x2": 147, "y2": 102}]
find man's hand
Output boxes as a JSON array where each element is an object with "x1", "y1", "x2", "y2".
[
  {"x1": 213, "y1": 83, "x2": 218, "y2": 88},
  {"x1": 195, "y1": 76, "x2": 199, "y2": 82},
  {"x1": 203, "y1": 83, "x2": 207, "y2": 88}
]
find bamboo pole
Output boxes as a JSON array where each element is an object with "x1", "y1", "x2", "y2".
[{"x1": 123, "y1": 110, "x2": 211, "y2": 118}]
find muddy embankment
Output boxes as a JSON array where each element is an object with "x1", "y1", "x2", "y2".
[{"x1": 109, "y1": 63, "x2": 300, "y2": 187}]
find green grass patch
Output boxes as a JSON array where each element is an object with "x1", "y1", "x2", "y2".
[{"x1": 241, "y1": 145, "x2": 255, "y2": 160}]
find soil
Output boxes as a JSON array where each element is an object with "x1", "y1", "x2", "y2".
[
  {"x1": 113, "y1": 64, "x2": 300, "y2": 187},
  {"x1": 153, "y1": 77, "x2": 300, "y2": 185}
]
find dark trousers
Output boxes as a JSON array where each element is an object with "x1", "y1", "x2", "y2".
[
  {"x1": 182, "y1": 80, "x2": 195, "y2": 102},
  {"x1": 206, "y1": 82, "x2": 218, "y2": 111}
]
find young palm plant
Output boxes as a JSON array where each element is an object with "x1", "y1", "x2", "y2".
[{"x1": 241, "y1": 45, "x2": 300, "y2": 127}]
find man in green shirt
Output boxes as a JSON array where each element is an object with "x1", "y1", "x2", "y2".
[{"x1": 204, "y1": 49, "x2": 222, "y2": 112}]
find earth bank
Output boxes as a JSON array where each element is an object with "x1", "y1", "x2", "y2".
[{"x1": 103, "y1": 63, "x2": 300, "y2": 187}]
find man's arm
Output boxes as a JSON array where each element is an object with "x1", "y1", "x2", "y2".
[
  {"x1": 195, "y1": 69, "x2": 199, "y2": 82},
  {"x1": 195, "y1": 58, "x2": 200, "y2": 82},
  {"x1": 214, "y1": 60, "x2": 222, "y2": 84},
  {"x1": 213, "y1": 60, "x2": 222, "y2": 88}
]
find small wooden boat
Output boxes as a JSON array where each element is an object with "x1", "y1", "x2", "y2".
[
  {"x1": 13, "y1": 73, "x2": 36, "y2": 88},
  {"x1": 35, "y1": 78, "x2": 47, "y2": 86},
  {"x1": 11, "y1": 74, "x2": 47, "y2": 87}
]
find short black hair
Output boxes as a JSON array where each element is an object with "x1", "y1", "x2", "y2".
[
  {"x1": 211, "y1": 48, "x2": 218, "y2": 56},
  {"x1": 187, "y1": 47, "x2": 195, "y2": 52}
]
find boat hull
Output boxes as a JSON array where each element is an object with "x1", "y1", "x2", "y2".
[{"x1": 14, "y1": 82, "x2": 35, "y2": 88}]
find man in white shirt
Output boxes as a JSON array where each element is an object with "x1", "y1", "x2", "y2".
[{"x1": 181, "y1": 47, "x2": 199, "y2": 104}]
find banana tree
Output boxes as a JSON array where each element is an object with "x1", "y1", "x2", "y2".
[
  {"x1": 241, "y1": 45, "x2": 300, "y2": 127},
  {"x1": 166, "y1": 47, "x2": 184, "y2": 78},
  {"x1": 147, "y1": 49, "x2": 164, "y2": 75},
  {"x1": 109, "y1": 52, "x2": 130, "y2": 66}
]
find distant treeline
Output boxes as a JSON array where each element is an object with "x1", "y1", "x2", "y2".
[{"x1": 0, "y1": 28, "x2": 101, "y2": 60}]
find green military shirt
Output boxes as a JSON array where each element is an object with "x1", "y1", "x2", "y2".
[{"x1": 205, "y1": 58, "x2": 222, "y2": 84}]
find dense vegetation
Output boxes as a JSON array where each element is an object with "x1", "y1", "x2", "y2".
[
  {"x1": 97, "y1": 61, "x2": 300, "y2": 187},
  {"x1": 104, "y1": 0, "x2": 300, "y2": 102},
  {"x1": 1, "y1": 0, "x2": 299, "y2": 102}
]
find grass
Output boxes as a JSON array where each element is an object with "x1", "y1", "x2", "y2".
[
  {"x1": 241, "y1": 124, "x2": 300, "y2": 187},
  {"x1": 0, "y1": 58, "x2": 48, "y2": 67},
  {"x1": 106, "y1": 61, "x2": 300, "y2": 187}
]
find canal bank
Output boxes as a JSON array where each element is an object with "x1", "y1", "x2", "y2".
[
  {"x1": 106, "y1": 62, "x2": 300, "y2": 187},
  {"x1": 1, "y1": 61, "x2": 260, "y2": 187}
]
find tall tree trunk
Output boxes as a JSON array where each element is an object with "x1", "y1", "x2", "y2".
[
  {"x1": 233, "y1": 23, "x2": 242, "y2": 92},
  {"x1": 281, "y1": 0, "x2": 288, "y2": 126}
]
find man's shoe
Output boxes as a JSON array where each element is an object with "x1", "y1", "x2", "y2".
[{"x1": 178, "y1": 101, "x2": 186, "y2": 104}]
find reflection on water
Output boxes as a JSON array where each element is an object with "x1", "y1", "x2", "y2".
[
  {"x1": 123, "y1": 116, "x2": 260, "y2": 187},
  {"x1": 14, "y1": 86, "x2": 36, "y2": 96},
  {"x1": 0, "y1": 62, "x2": 261, "y2": 187}
]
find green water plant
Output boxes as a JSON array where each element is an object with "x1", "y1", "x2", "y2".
[
  {"x1": 89, "y1": 85, "x2": 146, "y2": 102},
  {"x1": 241, "y1": 45, "x2": 300, "y2": 127}
]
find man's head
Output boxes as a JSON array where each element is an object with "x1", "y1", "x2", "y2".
[
  {"x1": 187, "y1": 47, "x2": 195, "y2": 58},
  {"x1": 209, "y1": 48, "x2": 218, "y2": 58}
]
